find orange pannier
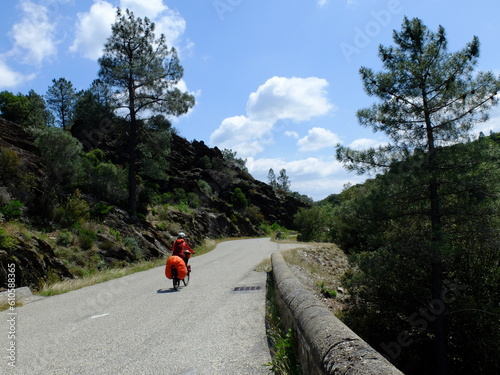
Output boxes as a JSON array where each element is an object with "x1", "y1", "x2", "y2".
[{"x1": 165, "y1": 255, "x2": 188, "y2": 280}]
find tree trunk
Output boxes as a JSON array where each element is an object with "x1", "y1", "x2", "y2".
[
  {"x1": 128, "y1": 88, "x2": 138, "y2": 220},
  {"x1": 429, "y1": 177, "x2": 447, "y2": 375},
  {"x1": 424, "y1": 100, "x2": 448, "y2": 375}
]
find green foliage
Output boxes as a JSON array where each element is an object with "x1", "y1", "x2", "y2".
[
  {"x1": 294, "y1": 205, "x2": 333, "y2": 242},
  {"x1": 0, "y1": 227, "x2": 18, "y2": 251},
  {"x1": 137, "y1": 127, "x2": 171, "y2": 180},
  {"x1": 231, "y1": 187, "x2": 248, "y2": 211},
  {"x1": 197, "y1": 180, "x2": 212, "y2": 195},
  {"x1": 98, "y1": 8, "x2": 195, "y2": 216},
  {"x1": 0, "y1": 89, "x2": 52, "y2": 128},
  {"x1": 92, "y1": 202, "x2": 114, "y2": 218},
  {"x1": 331, "y1": 18, "x2": 500, "y2": 374},
  {"x1": 0, "y1": 91, "x2": 29, "y2": 124},
  {"x1": 46, "y1": 77, "x2": 77, "y2": 130},
  {"x1": 57, "y1": 230, "x2": 74, "y2": 246},
  {"x1": 246, "y1": 204, "x2": 264, "y2": 225},
  {"x1": 317, "y1": 280, "x2": 337, "y2": 298},
  {"x1": 109, "y1": 228, "x2": 123, "y2": 241},
  {"x1": 54, "y1": 190, "x2": 89, "y2": 227},
  {"x1": 82, "y1": 153, "x2": 128, "y2": 206},
  {"x1": 0, "y1": 147, "x2": 21, "y2": 183},
  {"x1": 198, "y1": 155, "x2": 212, "y2": 169},
  {"x1": 73, "y1": 79, "x2": 115, "y2": 135},
  {"x1": 265, "y1": 276, "x2": 302, "y2": 375},
  {"x1": 162, "y1": 188, "x2": 200, "y2": 210},
  {"x1": 222, "y1": 148, "x2": 247, "y2": 172},
  {"x1": 0, "y1": 200, "x2": 24, "y2": 220},
  {"x1": 77, "y1": 226, "x2": 97, "y2": 250},
  {"x1": 123, "y1": 236, "x2": 143, "y2": 258},
  {"x1": 35, "y1": 127, "x2": 83, "y2": 185},
  {"x1": 333, "y1": 138, "x2": 500, "y2": 374}
]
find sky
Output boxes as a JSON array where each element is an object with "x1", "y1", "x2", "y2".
[{"x1": 1, "y1": 0, "x2": 500, "y2": 201}]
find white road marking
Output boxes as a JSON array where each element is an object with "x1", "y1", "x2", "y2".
[{"x1": 90, "y1": 313, "x2": 109, "y2": 319}]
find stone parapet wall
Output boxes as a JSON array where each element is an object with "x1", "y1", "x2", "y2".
[{"x1": 271, "y1": 251, "x2": 404, "y2": 375}]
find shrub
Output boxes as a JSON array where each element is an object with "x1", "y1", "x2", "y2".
[
  {"x1": 77, "y1": 227, "x2": 96, "y2": 250},
  {"x1": 0, "y1": 200, "x2": 24, "y2": 220},
  {"x1": 246, "y1": 205, "x2": 264, "y2": 224},
  {"x1": 34, "y1": 127, "x2": 83, "y2": 186},
  {"x1": 197, "y1": 179, "x2": 212, "y2": 195},
  {"x1": 57, "y1": 229, "x2": 74, "y2": 246},
  {"x1": 124, "y1": 236, "x2": 143, "y2": 258},
  {"x1": 54, "y1": 189, "x2": 89, "y2": 227},
  {"x1": 0, "y1": 147, "x2": 20, "y2": 183},
  {"x1": 0, "y1": 227, "x2": 18, "y2": 251},
  {"x1": 92, "y1": 202, "x2": 114, "y2": 218},
  {"x1": 231, "y1": 188, "x2": 248, "y2": 211}
]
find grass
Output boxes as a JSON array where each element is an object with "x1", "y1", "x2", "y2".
[
  {"x1": 255, "y1": 257, "x2": 272, "y2": 272},
  {"x1": 38, "y1": 258, "x2": 166, "y2": 296},
  {"x1": 0, "y1": 300, "x2": 23, "y2": 312}
]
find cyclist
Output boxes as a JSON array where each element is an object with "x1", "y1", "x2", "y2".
[{"x1": 171, "y1": 232, "x2": 195, "y2": 269}]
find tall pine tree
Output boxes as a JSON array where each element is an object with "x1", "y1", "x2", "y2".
[
  {"x1": 336, "y1": 17, "x2": 500, "y2": 374},
  {"x1": 98, "y1": 8, "x2": 195, "y2": 218}
]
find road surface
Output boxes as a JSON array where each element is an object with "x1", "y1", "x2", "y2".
[{"x1": 2, "y1": 238, "x2": 298, "y2": 374}]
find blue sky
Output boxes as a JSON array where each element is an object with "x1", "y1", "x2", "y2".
[{"x1": 1, "y1": 0, "x2": 500, "y2": 201}]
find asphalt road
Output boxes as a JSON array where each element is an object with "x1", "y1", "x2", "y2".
[{"x1": 2, "y1": 238, "x2": 298, "y2": 375}]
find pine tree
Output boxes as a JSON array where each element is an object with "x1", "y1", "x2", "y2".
[
  {"x1": 98, "y1": 8, "x2": 195, "y2": 218},
  {"x1": 277, "y1": 168, "x2": 291, "y2": 193},
  {"x1": 267, "y1": 168, "x2": 278, "y2": 189},
  {"x1": 336, "y1": 17, "x2": 500, "y2": 374},
  {"x1": 46, "y1": 77, "x2": 77, "y2": 130}
]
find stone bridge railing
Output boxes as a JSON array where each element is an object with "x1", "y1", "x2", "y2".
[{"x1": 271, "y1": 251, "x2": 404, "y2": 375}]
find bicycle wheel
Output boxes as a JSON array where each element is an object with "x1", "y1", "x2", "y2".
[
  {"x1": 173, "y1": 276, "x2": 180, "y2": 291},
  {"x1": 172, "y1": 267, "x2": 180, "y2": 291},
  {"x1": 182, "y1": 271, "x2": 190, "y2": 286}
]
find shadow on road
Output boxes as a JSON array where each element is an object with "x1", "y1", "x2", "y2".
[{"x1": 156, "y1": 288, "x2": 177, "y2": 294}]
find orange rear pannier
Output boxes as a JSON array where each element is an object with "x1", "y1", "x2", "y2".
[{"x1": 165, "y1": 255, "x2": 188, "y2": 280}]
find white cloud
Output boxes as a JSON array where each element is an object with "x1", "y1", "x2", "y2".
[
  {"x1": 474, "y1": 109, "x2": 500, "y2": 136},
  {"x1": 210, "y1": 76, "x2": 334, "y2": 158},
  {"x1": 246, "y1": 156, "x2": 361, "y2": 200},
  {"x1": 247, "y1": 76, "x2": 333, "y2": 122},
  {"x1": 9, "y1": 1, "x2": 57, "y2": 65},
  {"x1": 153, "y1": 9, "x2": 187, "y2": 49},
  {"x1": 70, "y1": 0, "x2": 188, "y2": 60},
  {"x1": 70, "y1": 0, "x2": 116, "y2": 60},
  {"x1": 349, "y1": 137, "x2": 387, "y2": 150},
  {"x1": 247, "y1": 156, "x2": 344, "y2": 182},
  {"x1": 119, "y1": 0, "x2": 167, "y2": 18},
  {"x1": 297, "y1": 127, "x2": 340, "y2": 152},
  {"x1": 317, "y1": 0, "x2": 329, "y2": 7},
  {"x1": 0, "y1": 60, "x2": 36, "y2": 89},
  {"x1": 209, "y1": 116, "x2": 274, "y2": 157},
  {"x1": 285, "y1": 131, "x2": 299, "y2": 139}
]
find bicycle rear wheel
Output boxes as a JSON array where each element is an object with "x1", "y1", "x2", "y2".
[
  {"x1": 172, "y1": 267, "x2": 180, "y2": 291},
  {"x1": 182, "y1": 271, "x2": 190, "y2": 286},
  {"x1": 173, "y1": 277, "x2": 180, "y2": 291}
]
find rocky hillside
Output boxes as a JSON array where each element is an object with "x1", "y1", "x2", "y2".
[{"x1": 0, "y1": 117, "x2": 308, "y2": 290}]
